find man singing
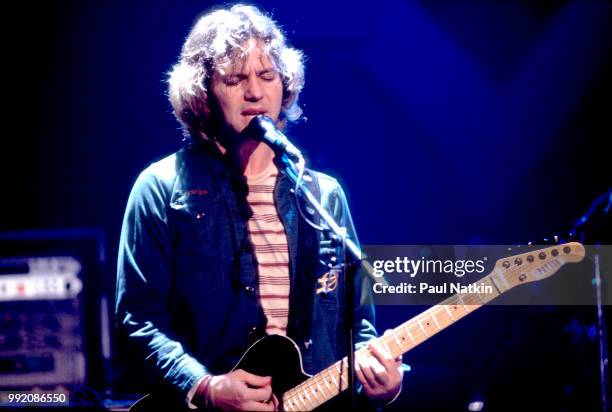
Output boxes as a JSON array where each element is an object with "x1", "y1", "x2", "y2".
[{"x1": 116, "y1": 4, "x2": 402, "y2": 410}]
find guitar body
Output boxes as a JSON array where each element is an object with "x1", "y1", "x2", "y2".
[
  {"x1": 239, "y1": 335, "x2": 368, "y2": 411},
  {"x1": 233, "y1": 334, "x2": 311, "y2": 403},
  {"x1": 129, "y1": 335, "x2": 350, "y2": 411}
]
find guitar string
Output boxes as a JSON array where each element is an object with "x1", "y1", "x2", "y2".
[
  {"x1": 281, "y1": 268, "x2": 528, "y2": 409},
  {"x1": 282, "y1": 293, "x2": 488, "y2": 410},
  {"x1": 282, "y1": 275, "x2": 512, "y2": 408}
]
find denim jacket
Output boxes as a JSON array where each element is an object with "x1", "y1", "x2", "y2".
[{"x1": 115, "y1": 140, "x2": 378, "y2": 404}]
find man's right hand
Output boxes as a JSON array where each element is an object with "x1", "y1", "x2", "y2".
[{"x1": 199, "y1": 369, "x2": 277, "y2": 411}]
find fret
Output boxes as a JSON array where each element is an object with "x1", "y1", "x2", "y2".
[
  {"x1": 488, "y1": 273, "x2": 503, "y2": 296},
  {"x1": 392, "y1": 331, "x2": 404, "y2": 349},
  {"x1": 329, "y1": 364, "x2": 343, "y2": 391},
  {"x1": 444, "y1": 305, "x2": 455, "y2": 320},
  {"x1": 310, "y1": 384, "x2": 319, "y2": 402},
  {"x1": 283, "y1": 395, "x2": 293, "y2": 412},
  {"x1": 282, "y1": 389, "x2": 293, "y2": 407},
  {"x1": 323, "y1": 372, "x2": 332, "y2": 392},
  {"x1": 484, "y1": 272, "x2": 498, "y2": 290},
  {"x1": 298, "y1": 382, "x2": 313, "y2": 409},
  {"x1": 295, "y1": 390, "x2": 307, "y2": 410},
  {"x1": 315, "y1": 377, "x2": 327, "y2": 399},
  {"x1": 288, "y1": 396, "x2": 299, "y2": 412},
  {"x1": 321, "y1": 368, "x2": 338, "y2": 395},
  {"x1": 329, "y1": 373, "x2": 338, "y2": 390},
  {"x1": 431, "y1": 312, "x2": 441, "y2": 329},
  {"x1": 381, "y1": 338, "x2": 392, "y2": 355},
  {"x1": 494, "y1": 268, "x2": 510, "y2": 291},
  {"x1": 303, "y1": 387, "x2": 312, "y2": 404},
  {"x1": 457, "y1": 296, "x2": 469, "y2": 314},
  {"x1": 382, "y1": 337, "x2": 395, "y2": 357},
  {"x1": 405, "y1": 325, "x2": 417, "y2": 344},
  {"x1": 432, "y1": 307, "x2": 445, "y2": 327},
  {"x1": 335, "y1": 363, "x2": 342, "y2": 379},
  {"x1": 384, "y1": 336, "x2": 400, "y2": 355},
  {"x1": 416, "y1": 318, "x2": 428, "y2": 336},
  {"x1": 499, "y1": 270, "x2": 511, "y2": 290},
  {"x1": 396, "y1": 329, "x2": 408, "y2": 346},
  {"x1": 292, "y1": 396, "x2": 302, "y2": 412}
]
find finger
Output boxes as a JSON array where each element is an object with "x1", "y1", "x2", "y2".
[
  {"x1": 356, "y1": 363, "x2": 378, "y2": 397},
  {"x1": 372, "y1": 340, "x2": 404, "y2": 374},
  {"x1": 356, "y1": 354, "x2": 380, "y2": 388},
  {"x1": 236, "y1": 370, "x2": 272, "y2": 388},
  {"x1": 354, "y1": 360, "x2": 371, "y2": 392},
  {"x1": 368, "y1": 341, "x2": 394, "y2": 366},
  {"x1": 366, "y1": 355, "x2": 389, "y2": 386},
  {"x1": 243, "y1": 400, "x2": 275, "y2": 411},
  {"x1": 369, "y1": 345, "x2": 403, "y2": 386},
  {"x1": 244, "y1": 386, "x2": 273, "y2": 403},
  {"x1": 271, "y1": 394, "x2": 279, "y2": 411}
]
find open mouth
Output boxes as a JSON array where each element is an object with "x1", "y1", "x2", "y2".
[{"x1": 242, "y1": 109, "x2": 267, "y2": 116}]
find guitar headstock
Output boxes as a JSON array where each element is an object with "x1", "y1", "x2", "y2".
[{"x1": 494, "y1": 242, "x2": 585, "y2": 288}]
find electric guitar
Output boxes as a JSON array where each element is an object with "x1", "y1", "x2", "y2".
[{"x1": 130, "y1": 242, "x2": 585, "y2": 411}]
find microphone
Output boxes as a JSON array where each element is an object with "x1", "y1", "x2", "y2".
[{"x1": 244, "y1": 115, "x2": 303, "y2": 161}]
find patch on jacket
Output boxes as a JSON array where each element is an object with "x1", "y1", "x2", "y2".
[{"x1": 316, "y1": 269, "x2": 339, "y2": 294}]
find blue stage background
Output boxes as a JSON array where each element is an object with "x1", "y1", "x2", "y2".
[{"x1": 2, "y1": 1, "x2": 611, "y2": 410}]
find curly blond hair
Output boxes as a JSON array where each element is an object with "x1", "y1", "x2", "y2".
[{"x1": 167, "y1": 4, "x2": 305, "y2": 139}]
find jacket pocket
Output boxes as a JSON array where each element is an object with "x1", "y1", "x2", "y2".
[{"x1": 170, "y1": 191, "x2": 228, "y2": 276}]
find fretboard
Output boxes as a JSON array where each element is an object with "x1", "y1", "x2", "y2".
[{"x1": 281, "y1": 275, "x2": 500, "y2": 411}]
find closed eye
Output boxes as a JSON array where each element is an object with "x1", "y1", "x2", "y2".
[
  {"x1": 223, "y1": 75, "x2": 245, "y2": 86},
  {"x1": 259, "y1": 70, "x2": 278, "y2": 81}
]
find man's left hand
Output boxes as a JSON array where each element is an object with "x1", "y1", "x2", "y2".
[{"x1": 355, "y1": 331, "x2": 404, "y2": 402}]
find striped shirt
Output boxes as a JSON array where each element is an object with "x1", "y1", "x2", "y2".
[{"x1": 246, "y1": 162, "x2": 290, "y2": 336}]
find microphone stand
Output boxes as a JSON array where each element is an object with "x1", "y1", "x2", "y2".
[
  {"x1": 275, "y1": 152, "x2": 379, "y2": 409},
  {"x1": 592, "y1": 250, "x2": 608, "y2": 412},
  {"x1": 571, "y1": 189, "x2": 610, "y2": 412}
]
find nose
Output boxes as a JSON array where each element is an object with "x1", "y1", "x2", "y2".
[{"x1": 244, "y1": 75, "x2": 263, "y2": 102}]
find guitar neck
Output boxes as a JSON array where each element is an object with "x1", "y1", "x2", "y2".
[
  {"x1": 281, "y1": 277, "x2": 497, "y2": 411},
  {"x1": 281, "y1": 242, "x2": 585, "y2": 411}
]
